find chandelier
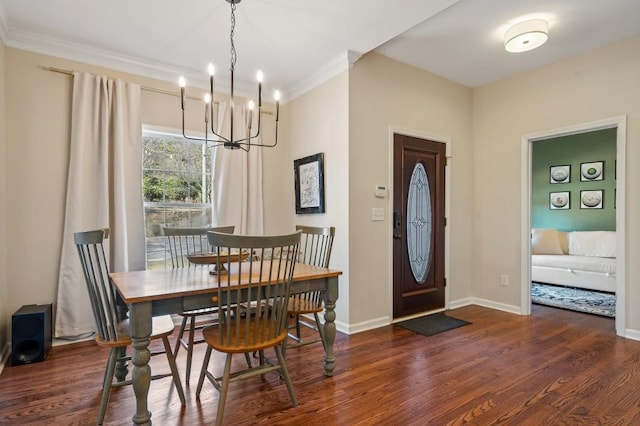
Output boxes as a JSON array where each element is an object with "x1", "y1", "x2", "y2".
[{"x1": 178, "y1": 0, "x2": 280, "y2": 151}]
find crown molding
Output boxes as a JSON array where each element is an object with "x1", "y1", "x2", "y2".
[
  {"x1": 3, "y1": 23, "x2": 362, "y2": 104},
  {"x1": 3, "y1": 27, "x2": 260, "y2": 99},
  {"x1": 284, "y1": 49, "x2": 363, "y2": 102}
]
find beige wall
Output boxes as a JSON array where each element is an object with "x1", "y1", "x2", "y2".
[
  {"x1": 2, "y1": 48, "x2": 287, "y2": 340},
  {"x1": 0, "y1": 40, "x2": 8, "y2": 362},
  {"x1": 348, "y1": 53, "x2": 474, "y2": 330},
  {"x1": 282, "y1": 72, "x2": 350, "y2": 328},
  {"x1": 472, "y1": 35, "x2": 640, "y2": 332}
]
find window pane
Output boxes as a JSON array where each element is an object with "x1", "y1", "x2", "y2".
[{"x1": 142, "y1": 131, "x2": 212, "y2": 269}]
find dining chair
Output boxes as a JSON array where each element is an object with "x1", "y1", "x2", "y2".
[
  {"x1": 74, "y1": 228, "x2": 185, "y2": 425},
  {"x1": 195, "y1": 231, "x2": 301, "y2": 426},
  {"x1": 284, "y1": 225, "x2": 335, "y2": 357},
  {"x1": 162, "y1": 225, "x2": 234, "y2": 385}
]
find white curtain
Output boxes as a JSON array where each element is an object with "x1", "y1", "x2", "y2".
[
  {"x1": 55, "y1": 72, "x2": 145, "y2": 338},
  {"x1": 211, "y1": 101, "x2": 264, "y2": 235}
]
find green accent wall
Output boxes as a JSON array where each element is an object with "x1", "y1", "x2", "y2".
[{"x1": 532, "y1": 128, "x2": 616, "y2": 231}]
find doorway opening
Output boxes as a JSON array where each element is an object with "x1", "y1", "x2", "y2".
[{"x1": 521, "y1": 116, "x2": 626, "y2": 336}]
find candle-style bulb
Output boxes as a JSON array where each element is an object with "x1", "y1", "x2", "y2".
[
  {"x1": 274, "y1": 90, "x2": 280, "y2": 122},
  {"x1": 274, "y1": 91, "x2": 281, "y2": 102},
  {"x1": 247, "y1": 100, "x2": 254, "y2": 129},
  {"x1": 204, "y1": 93, "x2": 211, "y2": 124},
  {"x1": 179, "y1": 76, "x2": 186, "y2": 110},
  {"x1": 207, "y1": 63, "x2": 215, "y2": 76},
  {"x1": 256, "y1": 70, "x2": 263, "y2": 108}
]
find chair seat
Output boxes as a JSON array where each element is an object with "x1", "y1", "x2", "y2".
[
  {"x1": 202, "y1": 319, "x2": 288, "y2": 354},
  {"x1": 288, "y1": 297, "x2": 323, "y2": 315},
  {"x1": 94, "y1": 315, "x2": 176, "y2": 348}
]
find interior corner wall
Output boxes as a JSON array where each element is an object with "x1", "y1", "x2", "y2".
[
  {"x1": 0, "y1": 40, "x2": 9, "y2": 365},
  {"x1": 281, "y1": 72, "x2": 350, "y2": 330},
  {"x1": 472, "y1": 35, "x2": 640, "y2": 326},
  {"x1": 348, "y1": 52, "x2": 474, "y2": 330}
]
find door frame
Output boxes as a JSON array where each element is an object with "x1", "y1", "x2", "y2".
[
  {"x1": 388, "y1": 127, "x2": 451, "y2": 320},
  {"x1": 520, "y1": 116, "x2": 627, "y2": 336}
]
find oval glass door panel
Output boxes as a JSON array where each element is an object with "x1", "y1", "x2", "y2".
[{"x1": 407, "y1": 162, "x2": 432, "y2": 284}]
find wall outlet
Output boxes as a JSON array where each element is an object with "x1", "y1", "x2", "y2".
[{"x1": 500, "y1": 274, "x2": 509, "y2": 286}]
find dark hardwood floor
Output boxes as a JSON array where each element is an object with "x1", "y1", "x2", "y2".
[{"x1": 1, "y1": 304, "x2": 638, "y2": 425}]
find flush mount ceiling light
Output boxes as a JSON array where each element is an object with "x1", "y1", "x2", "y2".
[{"x1": 504, "y1": 19, "x2": 549, "y2": 53}]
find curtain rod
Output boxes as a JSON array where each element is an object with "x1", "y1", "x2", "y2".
[{"x1": 45, "y1": 66, "x2": 273, "y2": 115}]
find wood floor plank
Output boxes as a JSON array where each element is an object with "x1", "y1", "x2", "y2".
[{"x1": 1, "y1": 304, "x2": 639, "y2": 425}]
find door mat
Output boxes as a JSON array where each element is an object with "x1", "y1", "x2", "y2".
[
  {"x1": 396, "y1": 312, "x2": 470, "y2": 337},
  {"x1": 531, "y1": 282, "x2": 615, "y2": 318}
]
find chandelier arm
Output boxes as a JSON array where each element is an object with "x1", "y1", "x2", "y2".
[
  {"x1": 181, "y1": 108, "x2": 229, "y2": 144},
  {"x1": 208, "y1": 128, "x2": 231, "y2": 144},
  {"x1": 234, "y1": 126, "x2": 278, "y2": 148}
]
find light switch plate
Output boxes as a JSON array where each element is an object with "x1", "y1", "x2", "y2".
[{"x1": 372, "y1": 208, "x2": 384, "y2": 221}]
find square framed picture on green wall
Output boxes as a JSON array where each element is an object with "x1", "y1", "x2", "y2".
[
  {"x1": 580, "y1": 190, "x2": 603, "y2": 209},
  {"x1": 550, "y1": 165, "x2": 570, "y2": 183},
  {"x1": 550, "y1": 191, "x2": 570, "y2": 210},
  {"x1": 581, "y1": 161, "x2": 604, "y2": 181}
]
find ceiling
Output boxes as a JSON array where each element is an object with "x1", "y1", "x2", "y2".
[{"x1": 1, "y1": 0, "x2": 639, "y2": 101}]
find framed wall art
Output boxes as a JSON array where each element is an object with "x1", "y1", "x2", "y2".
[
  {"x1": 549, "y1": 191, "x2": 570, "y2": 210},
  {"x1": 580, "y1": 190, "x2": 603, "y2": 209},
  {"x1": 550, "y1": 165, "x2": 570, "y2": 183},
  {"x1": 294, "y1": 153, "x2": 325, "y2": 214},
  {"x1": 581, "y1": 161, "x2": 604, "y2": 181}
]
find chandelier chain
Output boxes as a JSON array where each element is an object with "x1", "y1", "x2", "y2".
[{"x1": 229, "y1": 2, "x2": 237, "y2": 73}]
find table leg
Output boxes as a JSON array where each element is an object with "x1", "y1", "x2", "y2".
[
  {"x1": 115, "y1": 295, "x2": 130, "y2": 382},
  {"x1": 322, "y1": 276, "x2": 339, "y2": 376},
  {"x1": 129, "y1": 302, "x2": 153, "y2": 425}
]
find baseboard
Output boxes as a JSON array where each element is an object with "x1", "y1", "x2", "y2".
[
  {"x1": 448, "y1": 297, "x2": 475, "y2": 310},
  {"x1": 0, "y1": 342, "x2": 10, "y2": 375},
  {"x1": 466, "y1": 298, "x2": 523, "y2": 315},
  {"x1": 622, "y1": 328, "x2": 640, "y2": 341},
  {"x1": 341, "y1": 316, "x2": 390, "y2": 335}
]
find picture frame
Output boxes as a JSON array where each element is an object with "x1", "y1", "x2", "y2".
[
  {"x1": 550, "y1": 165, "x2": 570, "y2": 183},
  {"x1": 580, "y1": 190, "x2": 603, "y2": 209},
  {"x1": 294, "y1": 153, "x2": 325, "y2": 214},
  {"x1": 549, "y1": 191, "x2": 570, "y2": 210},
  {"x1": 581, "y1": 161, "x2": 604, "y2": 181}
]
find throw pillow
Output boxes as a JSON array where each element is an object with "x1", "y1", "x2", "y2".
[{"x1": 531, "y1": 228, "x2": 564, "y2": 255}]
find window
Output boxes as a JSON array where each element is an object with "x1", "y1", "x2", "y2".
[{"x1": 143, "y1": 130, "x2": 212, "y2": 269}]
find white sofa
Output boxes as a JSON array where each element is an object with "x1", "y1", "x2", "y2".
[{"x1": 531, "y1": 228, "x2": 616, "y2": 293}]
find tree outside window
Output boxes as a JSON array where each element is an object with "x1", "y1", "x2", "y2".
[{"x1": 143, "y1": 131, "x2": 212, "y2": 269}]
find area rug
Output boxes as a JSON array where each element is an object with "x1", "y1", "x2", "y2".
[
  {"x1": 531, "y1": 282, "x2": 615, "y2": 318},
  {"x1": 396, "y1": 312, "x2": 470, "y2": 337}
]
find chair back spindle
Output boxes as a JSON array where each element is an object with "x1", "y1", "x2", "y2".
[
  {"x1": 74, "y1": 229, "x2": 120, "y2": 342},
  {"x1": 163, "y1": 225, "x2": 235, "y2": 269},
  {"x1": 297, "y1": 225, "x2": 335, "y2": 268},
  {"x1": 207, "y1": 231, "x2": 301, "y2": 350}
]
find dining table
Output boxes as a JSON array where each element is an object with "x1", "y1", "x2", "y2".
[{"x1": 110, "y1": 262, "x2": 342, "y2": 426}]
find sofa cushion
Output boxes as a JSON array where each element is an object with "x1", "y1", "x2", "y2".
[
  {"x1": 531, "y1": 228, "x2": 564, "y2": 255},
  {"x1": 568, "y1": 231, "x2": 616, "y2": 258}
]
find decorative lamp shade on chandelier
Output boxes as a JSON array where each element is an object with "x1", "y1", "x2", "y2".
[
  {"x1": 504, "y1": 19, "x2": 549, "y2": 53},
  {"x1": 178, "y1": 0, "x2": 280, "y2": 151}
]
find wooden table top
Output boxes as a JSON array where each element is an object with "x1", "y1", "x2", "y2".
[{"x1": 110, "y1": 262, "x2": 342, "y2": 304}]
